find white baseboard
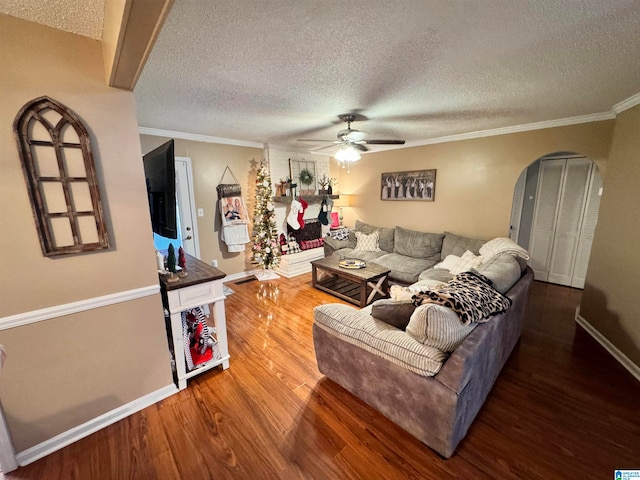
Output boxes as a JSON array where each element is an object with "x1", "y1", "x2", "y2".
[
  {"x1": 575, "y1": 310, "x2": 640, "y2": 383},
  {"x1": 15, "y1": 384, "x2": 178, "y2": 467}
]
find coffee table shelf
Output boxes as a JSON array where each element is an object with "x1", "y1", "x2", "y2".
[{"x1": 311, "y1": 256, "x2": 390, "y2": 307}]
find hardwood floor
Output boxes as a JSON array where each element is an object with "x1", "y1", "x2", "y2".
[{"x1": 8, "y1": 275, "x2": 640, "y2": 479}]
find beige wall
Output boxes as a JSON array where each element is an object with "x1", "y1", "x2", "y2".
[
  {"x1": 580, "y1": 104, "x2": 640, "y2": 366},
  {"x1": 336, "y1": 122, "x2": 614, "y2": 239},
  {"x1": 0, "y1": 15, "x2": 173, "y2": 451},
  {"x1": 140, "y1": 135, "x2": 263, "y2": 275}
]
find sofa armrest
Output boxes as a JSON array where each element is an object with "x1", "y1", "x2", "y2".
[
  {"x1": 434, "y1": 268, "x2": 534, "y2": 394},
  {"x1": 324, "y1": 236, "x2": 355, "y2": 256}
]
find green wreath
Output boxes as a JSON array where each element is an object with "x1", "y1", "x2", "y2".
[{"x1": 299, "y1": 168, "x2": 314, "y2": 186}]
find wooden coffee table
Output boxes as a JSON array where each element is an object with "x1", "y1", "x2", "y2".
[{"x1": 311, "y1": 256, "x2": 390, "y2": 307}]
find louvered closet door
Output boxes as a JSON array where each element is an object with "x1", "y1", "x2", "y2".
[
  {"x1": 547, "y1": 159, "x2": 592, "y2": 286},
  {"x1": 529, "y1": 159, "x2": 564, "y2": 281},
  {"x1": 571, "y1": 166, "x2": 602, "y2": 288}
]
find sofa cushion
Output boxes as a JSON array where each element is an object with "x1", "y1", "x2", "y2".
[
  {"x1": 314, "y1": 303, "x2": 447, "y2": 376},
  {"x1": 375, "y1": 252, "x2": 440, "y2": 284},
  {"x1": 441, "y1": 232, "x2": 485, "y2": 260},
  {"x1": 394, "y1": 226, "x2": 444, "y2": 261},
  {"x1": 370, "y1": 299, "x2": 416, "y2": 330},
  {"x1": 354, "y1": 231, "x2": 381, "y2": 252},
  {"x1": 333, "y1": 247, "x2": 386, "y2": 263},
  {"x1": 477, "y1": 252, "x2": 522, "y2": 294},
  {"x1": 418, "y1": 268, "x2": 455, "y2": 283},
  {"x1": 355, "y1": 220, "x2": 395, "y2": 253},
  {"x1": 406, "y1": 304, "x2": 477, "y2": 352}
]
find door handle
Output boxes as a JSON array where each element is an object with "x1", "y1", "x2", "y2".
[{"x1": 185, "y1": 235, "x2": 192, "y2": 240}]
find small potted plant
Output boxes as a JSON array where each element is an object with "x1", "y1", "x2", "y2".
[{"x1": 319, "y1": 174, "x2": 338, "y2": 194}]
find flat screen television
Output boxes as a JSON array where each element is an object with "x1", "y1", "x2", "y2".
[{"x1": 143, "y1": 140, "x2": 177, "y2": 239}]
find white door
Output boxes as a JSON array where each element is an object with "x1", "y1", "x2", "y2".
[
  {"x1": 547, "y1": 159, "x2": 592, "y2": 285},
  {"x1": 528, "y1": 159, "x2": 565, "y2": 281},
  {"x1": 571, "y1": 167, "x2": 602, "y2": 288},
  {"x1": 175, "y1": 157, "x2": 200, "y2": 258},
  {"x1": 509, "y1": 170, "x2": 526, "y2": 242}
]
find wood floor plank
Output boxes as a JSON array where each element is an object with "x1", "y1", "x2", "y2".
[{"x1": 7, "y1": 275, "x2": 640, "y2": 479}]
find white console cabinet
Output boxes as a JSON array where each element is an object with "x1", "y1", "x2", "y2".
[{"x1": 160, "y1": 253, "x2": 230, "y2": 390}]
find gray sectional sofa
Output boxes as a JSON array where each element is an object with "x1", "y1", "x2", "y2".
[
  {"x1": 324, "y1": 220, "x2": 487, "y2": 284},
  {"x1": 315, "y1": 221, "x2": 534, "y2": 457}
]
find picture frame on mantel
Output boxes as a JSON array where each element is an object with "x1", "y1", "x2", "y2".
[
  {"x1": 381, "y1": 169, "x2": 436, "y2": 201},
  {"x1": 289, "y1": 158, "x2": 317, "y2": 195}
]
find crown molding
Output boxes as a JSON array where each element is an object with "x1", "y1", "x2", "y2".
[
  {"x1": 400, "y1": 111, "x2": 616, "y2": 149},
  {"x1": 140, "y1": 91, "x2": 640, "y2": 153},
  {"x1": 138, "y1": 127, "x2": 263, "y2": 148},
  {"x1": 612, "y1": 92, "x2": 640, "y2": 114}
]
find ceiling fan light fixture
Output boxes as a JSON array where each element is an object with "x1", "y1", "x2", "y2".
[{"x1": 335, "y1": 145, "x2": 361, "y2": 163}]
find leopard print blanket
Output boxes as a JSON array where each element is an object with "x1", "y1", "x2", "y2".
[{"x1": 412, "y1": 270, "x2": 512, "y2": 325}]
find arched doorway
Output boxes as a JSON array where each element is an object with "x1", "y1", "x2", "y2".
[{"x1": 510, "y1": 152, "x2": 602, "y2": 289}]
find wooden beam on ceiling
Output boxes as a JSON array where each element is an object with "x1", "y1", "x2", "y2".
[{"x1": 102, "y1": 0, "x2": 174, "y2": 91}]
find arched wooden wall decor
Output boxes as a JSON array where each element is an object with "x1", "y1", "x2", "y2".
[{"x1": 13, "y1": 96, "x2": 110, "y2": 256}]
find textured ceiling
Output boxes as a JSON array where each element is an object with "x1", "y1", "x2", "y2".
[
  {"x1": 6, "y1": 1, "x2": 639, "y2": 151},
  {"x1": 0, "y1": 0, "x2": 105, "y2": 40}
]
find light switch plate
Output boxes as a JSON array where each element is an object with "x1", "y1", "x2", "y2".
[{"x1": 197, "y1": 208, "x2": 204, "y2": 217}]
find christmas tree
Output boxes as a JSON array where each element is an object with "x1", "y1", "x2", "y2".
[{"x1": 251, "y1": 159, "x2": 280, "y2": 270}]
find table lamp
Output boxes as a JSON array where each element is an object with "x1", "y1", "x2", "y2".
[{"x1": 333, "y1": 194, "x2": 351, "y2": 226}]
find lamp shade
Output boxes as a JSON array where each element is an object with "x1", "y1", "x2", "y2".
[{"x1": 333, "y1": 194, "x2": 351, "y2": 207}]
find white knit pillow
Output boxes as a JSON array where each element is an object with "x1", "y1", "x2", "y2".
[
  {"x1": 354, "y1": 231, "x2": 381, "y2": 252},
  {"x1": 449, "y1": 250, "x2": 484, "y2": 274}
]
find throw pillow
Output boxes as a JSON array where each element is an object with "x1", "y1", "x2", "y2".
[
  {"x1": 371, "y1": 299, "x2": 416, "y2": 330},
  {"x1": 355, "y1": 220, "x2": 395, "y2": 252},
  {"x1": 354, "y1": 231, "x2": 381, "y2": 252},
  {"x1": 412, "y1": 270, "x2": 511, "y2": 325},
  {"x1": 406, "y1": 304, "x2": 477, "y2": 352},
  {"x1": 449, "y1": 250, "x2": 484, "y2": 274},
  {"x1": 390, "y1": 284, "x2": 414, "y2": 301},
  {"x1": 434, "y1": 254, "x2": 461, "y2": 271}
]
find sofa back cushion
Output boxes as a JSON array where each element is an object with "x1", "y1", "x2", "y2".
[
  {"x1": 394, "y1": 226, "x2": 444, "y2": 260},
  {"x1": 355, "y1": 220, "x2": 395, "y2": 252},
  {"x1": 477, "y1": 252, "x2": 522, "y2": 294},
  {"x1": 406, "y1": 304, "x2": 477, "y2": 352},
  {"x1": 441, "y1": 232, "x2": 485, "y2": 260}
]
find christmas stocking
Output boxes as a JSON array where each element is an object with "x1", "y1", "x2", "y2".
[
  {"x1": 318, "y1": 198, "x2": 329, "y2": 225},
  {"x1": 287, "y1": 199, "x2": 301, "y2": 230},
  {"x1": 297, "y1": 198, "x2": 308, "y2": 230}
]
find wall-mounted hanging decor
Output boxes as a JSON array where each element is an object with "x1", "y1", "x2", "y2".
[
  {"x1": 13, "y1": 96, "x2": 110, "y2": 256},
  {"x1": 289, "y1": 158, "x2": 317, "y2": 195},
  {"x1": 381, "y1": 169, "x2": 436, "y2": 201}
]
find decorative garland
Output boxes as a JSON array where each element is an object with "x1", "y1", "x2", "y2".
[{"x1": 299, "y1": 168, "x2": 314, "y2": 186}]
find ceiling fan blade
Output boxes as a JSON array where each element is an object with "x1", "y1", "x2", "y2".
[
  {"x1": 312, "y1": 143, "x2": 342, "y2": 151},
  {"x1": 297, "y1": 139, "x2": 339, "y2": 143},
  {"x1": 352, "y1": 143, "x2": 369, "y2": 152},
  {"x1": 364, "y1": 139, "x2": 406, "y2": 145}
]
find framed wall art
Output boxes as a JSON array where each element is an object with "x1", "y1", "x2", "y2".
[{"x1": 381, "y1": 169, "x2": 436, "y2": 201}]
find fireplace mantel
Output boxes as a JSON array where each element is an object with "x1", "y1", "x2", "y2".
[{"x1": 273, "y1": 195, "x2": 339, "y2": 204}]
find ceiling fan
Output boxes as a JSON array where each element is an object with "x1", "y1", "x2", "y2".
[{"x1": 298, "y1": 113, "x2": 406, "y2": 153}]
